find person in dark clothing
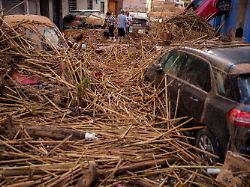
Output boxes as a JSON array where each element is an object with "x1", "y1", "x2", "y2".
[{"x1": 106, "y1": 12, "x2": 116, "y2": 41}]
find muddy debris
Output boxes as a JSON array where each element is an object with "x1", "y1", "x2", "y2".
[{"x1": 0, "y1": 14, "x2": 246, "y2": 186}]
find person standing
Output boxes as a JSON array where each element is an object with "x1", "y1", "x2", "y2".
[
  {"x1": 126, "y1": 11, "x2": 132, "y2": 35},
  {"x1": 106, "y1": 12, "x2": 116, "y2": 41},
  {"x1": 117, "y1": 9, "x2": 127, "y2": 41}
]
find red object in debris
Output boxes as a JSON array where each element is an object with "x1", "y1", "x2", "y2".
[
  {"x1": 11, "y1": 72, "x2": 39, "y2": 85},
  {"x1": 94, "y1": 71, "x2": 103, "y2": 79}
]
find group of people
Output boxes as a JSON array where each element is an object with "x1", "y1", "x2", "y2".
[{"x1": 105, "y1": 10, "x2": 132, "y2": 42}]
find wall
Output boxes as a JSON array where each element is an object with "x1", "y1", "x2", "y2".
[
  {"x1": 77, "y1": 0, "x2": 87, "y2": 9},
  {"x1": 123, "y1": 0, "x2": 151, "y2": 12},
  {"x1": 0, "y1": 0, "x2": 2, "y2": 15},
  {"x1": 236, "y1": 0, "x2": 248, "y2": 28},
  {"x1": 0, "y1": 0, "x2": 26, "y2": 15},
  {"x1": 28, "y1": 0, "x2": 40, "y2": 14},
  {"x1": 216, "y1": 0, "x2": 250, "y2": 42},
  {"x1": 75, "y1": 0, "x2": 108, "y2": 13},
  {"x1": 62, "y1": 0, "x2": 69, "y2": 18},
  {"x1": 243, "y1": 1, "x2": 250, "y2": 42}
]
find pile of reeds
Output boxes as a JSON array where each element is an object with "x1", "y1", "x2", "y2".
[
  {"x1": 139, "y1": 13, "x2": 217, "y2": 45},
  {"x1": 0, "y1": 18, "x2": 222, "y2": 187}
]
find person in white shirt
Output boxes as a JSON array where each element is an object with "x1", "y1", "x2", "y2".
[
  {"x1": 117, "y1": 9, "x2": 127, "y2": 41},
  {"x1": 126, "y1": 11, "x2": 132, "y2": 35}
]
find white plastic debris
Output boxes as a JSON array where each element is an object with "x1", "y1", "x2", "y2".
[
  {"x1": 85, "y1": 132, "x2": 98, "y2": 140},
  {"x1": 81, "y1": 44, "x2": 87, "y2": 49},
  {"x1": 207, "y1": 168, "x2": 221, "y2": 175}
]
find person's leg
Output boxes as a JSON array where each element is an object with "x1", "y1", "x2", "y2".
[
  {"x1": 111, "y1": 26, "x2": 116, "y2": 41},
  {"x1": 108, "y1": 26, "x2": 113, "y2": 40},
  {"x1": 121, "y1": 28, "x2": 125, "y2": 39},
  {"x1": 118, "y1": 28, "x2": 123, "y2": 42},
  {"x1": 110, "y1": 26, "x2": 114, "y2": 36}
]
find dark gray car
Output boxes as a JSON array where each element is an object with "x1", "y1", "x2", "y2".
[{"x1": 144, "y1": 45, "x2": 250, "y2": 163}]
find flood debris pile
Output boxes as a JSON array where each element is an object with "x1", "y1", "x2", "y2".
[
  {"x1": 63, "y1": 29, "x2": 108, "y2": 47},
  {"x1": 0, "y1": 18, "x2": 223, "y2": 186},
  {"x1": 133, "y1": 14, "x2": 217, "y2": 46},
  {"x1": 163, "y1": 14, "x2": 216, "y2": 41}
]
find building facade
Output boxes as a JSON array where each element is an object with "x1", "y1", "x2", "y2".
[
  {"x1": 212, "y1": 0, "x2": 250, "y2": 42},
  {"x1": 0, "y1": 0, "x2": 108, "y2": 29},
  {"x1": 123, "y1": 0, "x2": 152, "y2": 13},
  {"x1": 108, "y1": 0, "x2": 152, "y2": 17}
]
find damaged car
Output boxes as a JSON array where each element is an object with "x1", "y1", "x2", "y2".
[
  {"x1": 1, "y1": 15, "x2": 68, "y2": 86},
  {"x1": 63, "y1": 9, "x2": 106, "y2": 29},
  {"x1": 129, "y1": 12, "x2": 149, "y2": 34},
  {"x1": 144, "y1": 45, "x2": 250, "y2": 163}
]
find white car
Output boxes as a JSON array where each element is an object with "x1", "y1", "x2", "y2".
[
  {"x1": 129, "y1": 12, "x2": 149, "y2": 33},
  {"x1": 174, "y1": 0, "x2": 185, "y2": 7}
]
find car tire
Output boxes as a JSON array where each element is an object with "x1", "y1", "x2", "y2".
[
  {"x1": 195, "y1": 129, "x2": 220, "y2": 165},
  {"x1": 216, "y1": 0, "x2": 231, "y2": 14}
]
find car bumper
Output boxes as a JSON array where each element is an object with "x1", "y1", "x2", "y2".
[{"x1": 232, "y1": 127, "x2": 250, "y2": 155}]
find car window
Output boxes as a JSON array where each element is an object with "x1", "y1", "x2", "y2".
[
  {"x1": 162, "y1": 51, "x2": 187, "y2": 77},
  {"x1": 238, "y1": 74, "x2": 250, "y2": 103},
  {"x1": 214, "y1": 69, "x2": 226, "y2": 95},
  {"x1": 192, "y1": 0, "x2": 206, "y2": 10},
  {"x1": 39, "y1": 27, "x2": 68, "y2": 49},
  {"x1": 159, "y1": 53, "x2": 170, "y2": 64},
  {"x1": 182, "y1": 55, "x2": 211, "y2": 92}
]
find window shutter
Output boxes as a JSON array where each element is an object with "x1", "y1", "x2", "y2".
[{"x1": 68, "y1": 0, "x2": 77, "y2": 11}]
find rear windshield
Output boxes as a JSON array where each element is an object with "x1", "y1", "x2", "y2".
[{"x1": 238, "y1": 74, "x2": 250, "y2": 104}]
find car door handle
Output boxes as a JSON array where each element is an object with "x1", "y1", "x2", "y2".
[{"x1": 190, "y1": 96, "x2": 199, "y2": 102}]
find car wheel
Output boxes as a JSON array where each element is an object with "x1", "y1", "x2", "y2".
[
  {"x1": 216, "y1": 0, "x2": 231, "y2": 14},
  {"x1": 196, "y1": 129, "x2": 220, "y2": 165}
]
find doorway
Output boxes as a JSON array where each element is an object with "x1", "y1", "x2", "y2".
[
  {"x1": 235, "y1": 0, "x2": 248, "y2": 38},
  {"x1": 40, "y1": 0, "x2": 49, "y2": 18},
  {"x1": 52, "y1": 0, "x2": 63, "y2": 30}
]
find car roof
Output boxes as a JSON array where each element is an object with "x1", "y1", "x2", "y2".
[
  {"x1": 3, "y1": 14, "x2": 54, "y2": 26},
  {"x1": 129, "y1": 12, "x2": 148, "y2": 20},
  {"x1": 176, "y1": 45, "x2": 250, "y2": 75}
]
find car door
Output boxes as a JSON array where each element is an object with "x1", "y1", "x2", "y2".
[
  {"x1": 204, "y1": 70, "x2": 239, "y2": 155},
  {"x1": 161, "y1": 50, "x2": 188, "y2": 114},
  {"x1": 179, "y1": 54, "x2": 211, "y2": 121}
]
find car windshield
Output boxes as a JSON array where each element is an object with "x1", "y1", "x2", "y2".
[
  {"x1": 238, "y1": 74, "x2": 250, "y2": 104},
  {"x1": 26, "y1": 26, "x2": 67, "y2": 50}
]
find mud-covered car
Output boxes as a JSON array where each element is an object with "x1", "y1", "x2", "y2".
[
  {"x1": 129, "y1": 12, "x2": 149, "y2": 34},
  {"x1": 1, "y1": 15, "x2": 68, "y2": 86},
  {"x1": 144, "y1": 45, "x2": 250, "y2": 163},
  {"x1": 63, "y1": 10, "x2": 106, "y2": 29}
]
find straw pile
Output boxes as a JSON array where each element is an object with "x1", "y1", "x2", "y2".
[
  {"x1": 0, "y1": 16, "x2": 222, "y2": 187},
  {"x1": 130, "y1": 13, "x2": 217, "y2": 45}
]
